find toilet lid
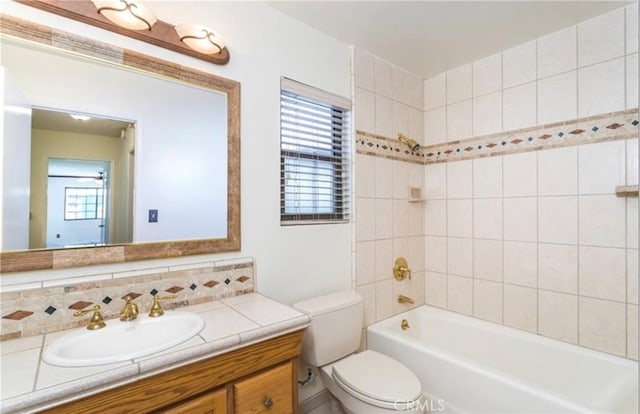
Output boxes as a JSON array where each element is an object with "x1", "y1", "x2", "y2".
[{"x1": 332, "y1": 350, "x2": 422, "y2": 407}]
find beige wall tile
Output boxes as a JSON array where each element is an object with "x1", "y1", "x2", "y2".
[
  {"x1": 354, "y1": 47, "x2": 375, "y2": 91},
  {"x1": 504, "y1": 241, "x2": 537, "y2": 288},
  {"x1": 578, "y1": 58, "x2": 625, "y2": 118},
  {"x1": 375, "y1": 279, "x2": 393, "y2": 321},
  {"x1": 407, "y1": 73, "x2": 423, "y2": 110},
  {"x1": 425, "y1": 199, "x2": 447, "y2": 236},
  {"x1": 473, "y1": 198, "x2": 502, "y2": 240},
  {"x1": 538, "y1": 146, "x2": 578, "y2": 196},
  {"x1": 355, "y1": 241, "x2": 376, "y2": 286},
  {"x1": 355, "y1": 154, "x2": 376, "y2": 198},
  {"x1": 375, "y1": 199, "x2": 393, "y2": 239},
  {"x1": 627, "y1": 139, "x2": 639, "y2": 187},
  {"x1": 356, "y1": 283, "x2": 376, "y2": 326},
  {"x1": 425, "y1": 236, "x2": 447, "y2": 273},
  {"x1": 374, "y1": 57, "x2": 393, "y2": 98},
  {"x1": 579, "y1": 246, "x2": 626, "y2": 302},
  {"x1": 447, "y1": 199, "x2": 473, "y2": 238},
  {"x1": 446, "y1": 64, "x2": 472, "y2": 104},
  {"x1": 578, "y1": 140, "x2": 626, "y2": 195},
  {"x1": 538, "y1": 27, "x2": 577, "y2": 79},
  {"x1": 473, "y1": 239, "x2": 503, "y2": 282},
  {"x1": 473, "y1": 91, "x2": 502, "y2": 137},
  {"x1": 627, "y1": 249, "x2": 638, "y2": 304},
  {"x1": 392, "y1": 161, "x2": 409, "y2": 200},
  {"x1": 578, "y1": 195, "x2": 626, "y2": 248},
  {"x1": 354, "y1": 87, "x2": 375, "y2": 133},
  {"x1": 392, "y1": 66, "x2": 409, "y2": 105},
  {"x1": 503, "y1": 41, "x2": 536, "y2": 89},
  {"x1": 538, "y1": 196, "x2": 578, "y2": 245},
  {"x1": 375, "y1": 157, "x2": 393, "y2": 198},
  {"x1": 424, "y1": 163, "x2": 447, "y2": 200},
  {"x1": 504, "y1": 197, "x2": 537, "y2": 242},
  {"x1": 424, "y1": 73, "x2": 446, "y2": 110},
  {"x1": 425, "y1": 271, "x2": 447, "y2": 308},
  {"x1": 408, "y1": 203, "x2": 424, "y2": 238},
  {"x1": 446, "y1": 99, "x2": 473, "y2": 141},
  {"x1": 447, "y1": 237, "x2": 473, "y2": 277},
  {"x1": 375, "y1": 94, "x2": 393, "y2": 138},
  {"x1": 503, "y1": 151, "x2": 537, "y2": 197},
  {"x1": 375, "y1": 239, "x2": 393, "y2": 282},
  {"x1": 447, "y1": 160, "x2": 473, "y2": 199},
  {"x1": 538, "y1": 243, "x2": 578, "y2": 294},
  {"x1": 447, "y1": 275, "x2": 473, "y2": 315},
  {"x1": 473, "y1": 53, "x2": 502, "y2": 97},
  {"x1": 424, "y1": 107, "x2": 447, "y2": 146},
  {"x1": 408, "y1": 107, "x2": 424, "y2": 145},
  {"x1": 356, "y1": 197, "x2": 375, "y2": 241},
  {"x1": 538, "y1": 290, "x2": 578, "y2": 344},
  {"x1": 392, "y1": 101, "x2": 409, "y2": 139},
  {"x1": 473, "y1": 279, "x2": 503, "y2": 323},
  {"x1": 627, "y1": 54, "x2": 638, "y2": 109},
  {"x1": 628, "y1": 304, "x2": 638, "y2": 360},
  {"x1": 627, "y1": 3, "x2": 639, "y2": 54},
  {"x1": 504, "y1": 284, "x2": 537, "y2": 332},
  {"x1": 579, "y1": 296, "x2": 626, "y2": 357},
  {"x1": 473, "y1": 155, "x2": 502, "y2": 198},
  {"x1": 577, "y1": 8, "x2": 625, "y2": 67},
  {"x1": 628, "y1": 198, "x2": 638, "y2": 249},
  {"x1": 538, "y1": 71, "x2": 577, "y2": 124},
  {"x1": 502, "y1": 82, "x2": 537, "y2": 131}
]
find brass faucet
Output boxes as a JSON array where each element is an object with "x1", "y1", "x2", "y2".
[
  {"x1": 73, "y1": 305, "x2": 106, "y2": 330},
  {"x1": 397, "y1": 295, "x2": 415, "y2": 305},
  {"x1": 148, "y1": 295, "x2": 177, "y2": 317},
  {"x1": 401, "y1": 319, "x2": 410, "y2": 330},
  {"x1": 119, "y1": 296, "x2": 139, "y2": 321},
  {"x1": 393, "y1": 257, "x2": 412, "y2": 281}
]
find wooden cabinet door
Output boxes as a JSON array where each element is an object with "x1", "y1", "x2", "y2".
[
  {"x1": 159, "y1": 388, "x2": 227, "y2": 414},
  {"x1": 233, "y1": 362, "x2": 293, "y2": 414}
]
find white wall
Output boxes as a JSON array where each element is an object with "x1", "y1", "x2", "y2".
[
  {"x1": 1, "y1": 68, "x2": 32, "y2": 251},
  {"x1": 0, "y1": 1, "x2": 352, "y2": 305}
]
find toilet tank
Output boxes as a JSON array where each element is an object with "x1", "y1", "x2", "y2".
[{"x1": 293, "y1": 290, "x2": 363, "y2": 367}]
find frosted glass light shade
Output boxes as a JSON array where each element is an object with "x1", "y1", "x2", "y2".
[
  {"x1": 175, "y1": 24, "x2": 226, "y2": 55},
  {"x1": 91, "y1": 0, "x2": 157, "y2": 31}
]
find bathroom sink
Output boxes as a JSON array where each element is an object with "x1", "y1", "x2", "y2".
[{"x1": 43, "y1": 311, "x2": 205, "y2": 367}]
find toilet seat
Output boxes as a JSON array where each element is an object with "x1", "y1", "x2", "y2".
[{"x1": 331, "y1": 350, "x2": 422, "y2": 410}]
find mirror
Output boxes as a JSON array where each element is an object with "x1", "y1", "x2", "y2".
[{"x1": 0, "y1": 14, "x2": 240, "y2": 273}]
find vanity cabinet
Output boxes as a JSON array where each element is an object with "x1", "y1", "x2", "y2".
[{"x1": 38, "y1": 330, "x2": 303, "y2": 414}]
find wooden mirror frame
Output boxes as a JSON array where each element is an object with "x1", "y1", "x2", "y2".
[{"x1": 0, "y1": 14, "x2": 241, "y2": 273}]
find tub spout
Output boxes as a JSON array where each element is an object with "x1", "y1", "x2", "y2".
[{"x1": 397, "y1": 295, "x2": 415, "y2": 305}]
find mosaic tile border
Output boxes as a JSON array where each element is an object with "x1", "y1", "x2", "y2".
[
  {"x1": 0, "y1": 259, "x2": 254, "y2": 341},
  {"x1": 356, "y1": 109, "x2": 639, "y2": 164}
]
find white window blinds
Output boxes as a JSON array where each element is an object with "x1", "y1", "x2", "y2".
[{"x1": 280, "y1": 77, "x2": 351, "y2": 224}]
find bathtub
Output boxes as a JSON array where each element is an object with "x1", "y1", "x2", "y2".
[{"x1": 367, "y1": 305, "x2": 638, "y2": 413}]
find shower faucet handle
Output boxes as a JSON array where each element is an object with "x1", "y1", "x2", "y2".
[{"x1": 393, "y1": 257, "x2": 412, "y2": 281}]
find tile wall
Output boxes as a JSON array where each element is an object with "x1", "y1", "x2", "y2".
[
  {"x1": 352, "y1": 47, "x2": 426, "y2": 334},
  {"x1": 421, "y1": 4, "x2": 639, "y2": 359}
]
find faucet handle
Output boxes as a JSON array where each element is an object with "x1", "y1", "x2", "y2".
[
  {"x1": 73, "y1": 305, "x2": 106, "y2": 330},
  {"x1": 393, "y1": 257, "x2": 412, "y2": 281},
  {"x1": 120, "y1": 296, "x2": 139, "y2": 321},
  {"x1": 148, "y1": 295, "x2": 177, "y2": 318}
]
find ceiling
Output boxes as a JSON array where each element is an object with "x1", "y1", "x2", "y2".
[
  {"x1": 32, "y1": 108, "x2": 131, "y2": 138},
  {"x1": 266, "y1": 1, "x2": 631, "y2": 79}
]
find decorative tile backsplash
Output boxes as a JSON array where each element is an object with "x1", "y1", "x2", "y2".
[
  {"x1": 0, "y1": 258, "x2": 254, "y2": 341},
  {"x1": 356, "y1": 109, "x2": 639, "y2": 164}
]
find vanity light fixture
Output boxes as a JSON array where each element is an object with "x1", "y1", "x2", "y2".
[
  {"x1": 397, "y1": 133, "x2": 421, "y2": 152},
  {"x1": 70, "y1": 114, "x2": 91, "y2": 121},
  {"x1": 91, "y1": 0, "x2": 157, "y2": 31},
  {"x1": 175, "y1": 24, "x2": 226, "y2": 55}
]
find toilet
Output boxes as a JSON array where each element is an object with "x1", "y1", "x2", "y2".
[{"x1": 294, "y1": 291, "x2": 424, "y2": 414}]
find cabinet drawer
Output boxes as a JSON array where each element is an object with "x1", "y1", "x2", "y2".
[
  {"x1": 233, "y1": 362, "x2": 293, "y2": 414},
  {"x1": 160, "y1": 388, "x2": 226, "y2": 414}
]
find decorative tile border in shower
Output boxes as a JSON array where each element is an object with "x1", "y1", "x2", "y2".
[
  {"x1": 355, "y1": 131, "x2": 425, "y2": 164},
  {"x1": 0, "y1": 258, "x2": 254, "y2": 341},
  {"x1": 356, "y1": 109, "x2": 639, "y2": 164}
]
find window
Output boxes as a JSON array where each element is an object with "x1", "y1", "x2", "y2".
[
  {"x1": 64, "y1": 187, "x2": 104, "y2": 220},
  {"x1": 280, "y1": 78, "x2": 351, "y2": 224}
]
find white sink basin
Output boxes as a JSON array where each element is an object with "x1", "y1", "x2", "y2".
[{"x1": 43, "y1": 311, "x2": 205, "y2": 367}]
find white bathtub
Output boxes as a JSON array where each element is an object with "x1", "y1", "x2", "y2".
[{"x1": 367, "y1": 305, "x2": 638, "y2": 413}]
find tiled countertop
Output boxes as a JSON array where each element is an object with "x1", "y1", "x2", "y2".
[{"x1": 0, "y1": 293, "x2": 310, "y2": 413}]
